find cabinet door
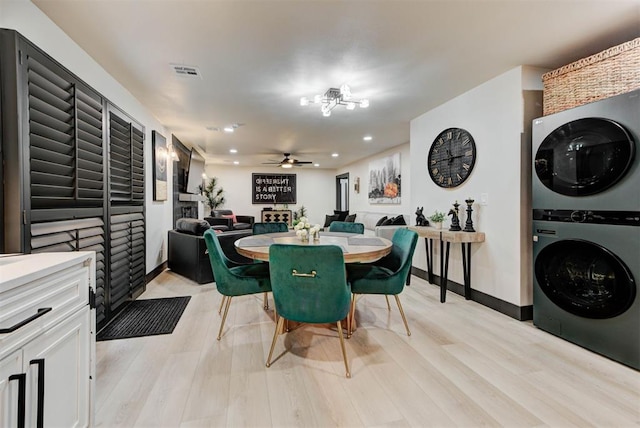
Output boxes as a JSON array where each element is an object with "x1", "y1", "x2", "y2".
[
  {"x1": 23, "y1": 307, "x2": 91, "y2": 428},
  {"x1": 0, "y1": 350, "x2": 24, "y2": 427}
]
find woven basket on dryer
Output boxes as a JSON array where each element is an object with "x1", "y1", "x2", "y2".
[{"x1": 542, "y1": 37, "x2": 640, "y2": 115}]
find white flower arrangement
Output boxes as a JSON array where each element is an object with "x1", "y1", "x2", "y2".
[{"x1": 294, "y1": 217, "x2": 321, "y2": 240}]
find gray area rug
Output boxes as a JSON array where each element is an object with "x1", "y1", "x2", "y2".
[{"x1": 97, "y1": 296, "x2": 191, "y2": 341}]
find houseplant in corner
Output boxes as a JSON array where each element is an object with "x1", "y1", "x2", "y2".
[
  {"x1": 203, "y1": 177, "x2": 226, "y2": 213},
  {"x1": 428, "y1": 210, "x2": 446, "y2": 229}
]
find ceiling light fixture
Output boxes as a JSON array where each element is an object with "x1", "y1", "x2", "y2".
[
  {"x1": 363, "y1": 135, "x2": 373, "y2": 141},
  {"x1": 300, "y1": 84, "x2": 369, "y2": 117},
  {"x1": 229, "y1": 149, "x2": 238, "y2": 153},
  {"x1": 331, "y1": 153, "x2": 339, "y2": 157}
]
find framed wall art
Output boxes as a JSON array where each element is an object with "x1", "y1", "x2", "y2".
[
  {"x1": 152, "y1": 130, "x2": 168, "y2": 201},
  {"x1": 368, "y1": 152, "x2": 401, "y2": 204}
]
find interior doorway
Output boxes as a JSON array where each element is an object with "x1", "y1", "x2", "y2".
[{"x1": 336, "y1": 173, "x2": 349, "y2": 211}]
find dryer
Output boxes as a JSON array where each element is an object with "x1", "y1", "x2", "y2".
[
  {"x1": 532, "y1": 89, "x2": 639, "y2": 211},
  {"x1": 533, "y1": 210, "x2": 639, "y2": 369}
]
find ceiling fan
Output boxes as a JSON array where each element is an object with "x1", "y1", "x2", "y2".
[{"x1": 262, "y1": 153, "x2": 313, "y2": 168}]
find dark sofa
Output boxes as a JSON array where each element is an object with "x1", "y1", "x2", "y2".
[
  {"x1": 168, "y1": 218, "x2": 253, "y2": 284},
  {"x1": 206, "y1": 209, "x2": 254, "y2": 230}
]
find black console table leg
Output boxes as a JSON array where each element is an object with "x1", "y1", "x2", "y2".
[
  {"x1": 440, "y1": 241, "x2": 450, "y2": 303},
  {"x1": 461, "y1": 243, "x2": 472, "y2": 300},
  {"x1": 425, "y1": 238, "x2": 434, "y2": 284}
]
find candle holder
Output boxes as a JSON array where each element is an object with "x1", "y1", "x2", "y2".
[
  {"x1": 448, "y1": 201, "x2": 462, "y2": 231},
  {"x1": 463, "y1": 198, "x2": 475, "y2": 232}
]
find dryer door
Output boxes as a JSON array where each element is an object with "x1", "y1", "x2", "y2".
[
  {"x1": 534, "y1": 118, "x2": 635, "y2": 197},
  {"x1": 535, "y1": 239, "x2": 636, "y2": 318}
]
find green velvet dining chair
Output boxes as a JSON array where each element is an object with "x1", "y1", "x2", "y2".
[
  {"x1": 252, "y1": 222, "x2": 289, "y2": 235},
  {"x1": 328, "y1": 221, "x2": 365, "y2": 234},
  {"x1": 203, "y1": 229, "x2": 272, "y2": 340},
  {"x1": 266, "y1": 244, "x2": 352, "y2": 378},
  {"x1": 346, "y1": 228, "x2": 418, "y2": 337},
  {"x1": 251, "y1": 222, "x2": 288, "y2": 310}
]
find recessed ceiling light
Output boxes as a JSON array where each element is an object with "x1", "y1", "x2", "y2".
[
  {"x1": 233, "y1": 161, "x2": 239, "y2": 165},
  {"x1": 363, "y1": 135, "x2": 373, "y2": 141},
  {"x1": 314, "y1": 163, "x2": 320, "y2": 167},
  {"x1": 224, "y1": 126, "x2": 235, "y2": 133},
  {"x1": 331, "y1": 153, "x2": 339, "y2": 157},
  {"x1": 229, "y1": 149, "x2": 237, "y2": 154}
]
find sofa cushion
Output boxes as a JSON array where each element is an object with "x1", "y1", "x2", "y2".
[
  {"x1": 375, "y1": 216, "x2": 388, "y2": 227},
  {"x1": 345, "y1": 213, "x2": 357, "y2": 222},
  {"x1": 323, "y1": 214, "x2": 340, "y2": 228},
  {"x1": 221, "y1": 213, "x2": 238, "y2": 224},
  {"x1": 176, "y1": 218, "x2": 211, "y2": 236},
  {"x1": 391, "y1": 215, "x2": 407, "y2": 225},
  {"x1": 381, "y1": 217, "x2": 395, "y2": 226},
  {"x1": 333, "y1": 210, "x2": 349, "y2": 222}
]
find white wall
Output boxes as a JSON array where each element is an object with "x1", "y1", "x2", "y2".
[
  {"x1": 410, "y1": 66, "x2": 543, "y2": 307},
  {"x1": 202, "y1": 165, "x2": 335, "y2": 227},
  {"x1": 1, "y1": 0, "x2": 173, "y2": 272},
  {"x1": 337, "y1": 143, "x2": 411, "y2": 218}
]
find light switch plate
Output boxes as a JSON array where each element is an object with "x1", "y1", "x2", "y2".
[{"x1": 480, "y1": 193, "x2": 488, "y2": 206}]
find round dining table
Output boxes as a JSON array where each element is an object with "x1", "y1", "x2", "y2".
[{"x1": 234, "y1": 231, "x2": 392, "y2": 263}]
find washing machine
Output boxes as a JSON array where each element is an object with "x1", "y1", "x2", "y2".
[
  {"x1": 532, "y1": 89, "x2": 639, "y2": 211},
  {"x1": 533, "y1": 210, "x2": 639, "y2": 369},
  {"x1": 532, "y1": 90, "x2": 640, "y2": 369}
]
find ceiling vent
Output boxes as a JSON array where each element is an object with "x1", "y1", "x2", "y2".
[{"x1": 170, "y1": 64, "x2": 202, "y2": 79}]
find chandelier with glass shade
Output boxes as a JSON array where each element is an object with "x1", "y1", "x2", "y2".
[{"x1": 300, "y1": 84, "x2": 369, "y2": 117}]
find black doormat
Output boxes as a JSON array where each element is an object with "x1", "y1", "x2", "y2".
[{"x1": 97, "y1": 296, "x2": 191, "y2": 341}]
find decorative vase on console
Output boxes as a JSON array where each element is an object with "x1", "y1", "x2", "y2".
[{"x1": 428, "y1": 211, "x2": 446, "y2": 230}]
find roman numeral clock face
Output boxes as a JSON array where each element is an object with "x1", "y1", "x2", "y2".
[{"x1": 427, "y1": 128, "x2": 477, "y2": 188}]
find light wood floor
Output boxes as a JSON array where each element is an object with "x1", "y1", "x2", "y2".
[{"x1": 95, "y1": 271, "x2": 640, "y2": 427}]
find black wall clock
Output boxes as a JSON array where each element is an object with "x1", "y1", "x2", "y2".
[{"x1": 428, "y1": 127, "x2": 476, "y2": 188}]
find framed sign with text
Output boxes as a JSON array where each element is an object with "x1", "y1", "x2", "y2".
[{"x1": 252, "y1": 173, "x2": 296, "y2": 204}]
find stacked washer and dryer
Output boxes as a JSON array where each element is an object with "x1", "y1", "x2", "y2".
[{"x1": 532, "y1": 89, "x2": 639, "y2": 370}]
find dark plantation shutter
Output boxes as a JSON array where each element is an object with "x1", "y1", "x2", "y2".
[
  {"x1": 109, "y1": 112, "x2": 133, "y2": 203},
  {"x1": 109, "y1": 211, "x2": 145, "y2": 310},
  {"x1": 30, "y1": 216, "x2": 107, "y2": 324},
  {"x1": 132, "y1": 127, "x2": 144, "y2": 203},
  {"x1": 27, "y1": 55, "x2": 105, "y2": 209}
]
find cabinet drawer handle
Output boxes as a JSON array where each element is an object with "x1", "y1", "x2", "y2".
[
  {"x1": 8, "y1": 373, "x2": 26, "y2": 428},
  {"x1": 30, "y1": 359, "x2": 45, "y2": 428},
  {"x1": 0, "y1": 307, "x2": 52, "y2": 334}
]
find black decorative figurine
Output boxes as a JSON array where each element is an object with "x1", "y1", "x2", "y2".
[
  {"x1": 448, "y1": 201, "x2": 462, "y2": 231},
  {"x1": 463, "y1": 198, "x2": 475, "y2": 232},
  {"x1": 415, "y1": 206, "x2": 429, "y2": 226}
]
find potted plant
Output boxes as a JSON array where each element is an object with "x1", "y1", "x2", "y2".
[
  {"x1": 202, "y1": 177, "x2": 226, "y2": 213},
  {"x1": 429, "y1": 210, "x2": 446, "y2": 229}
]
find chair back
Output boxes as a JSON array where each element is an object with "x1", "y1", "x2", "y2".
[
  {"x1": 376, "y1": 228, "x2": 419, "y2": 293},
  {"x1": 269, "y1": 244, "x2": 350, "y2": 324},
  {"x1": 203, "y1": 229, "x2": 271, "y2": 296},
  {"x1": 329, "y1": 221, "x2": 365, "y2": 234},
  {"x1": 253, "y1": 222, "x2": 288, "y2": 235}
]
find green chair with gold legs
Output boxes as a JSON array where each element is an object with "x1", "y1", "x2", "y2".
[
  {"x1": 203, "y1": 229, "x2": 272, "y2": 340},
  {"x1": 252, "y1": 222, "x2": 288, "y2": 309},
  {"x1": 329, "y1": 221, "x2": 365, "y2": 234},
  {"x1": 346, "y1": 228, "x2": 418, "y2": 337},
  {"x1": 266, "y1": 244, "x2": 352, "y2": 378}
]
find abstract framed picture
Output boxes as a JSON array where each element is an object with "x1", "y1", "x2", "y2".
[
  {"x1": 152, "y1": 130, "x2": 168, "y2": 201},
  {"x1": 368, "y1": 152, "x2": 401, "y2": 204}
]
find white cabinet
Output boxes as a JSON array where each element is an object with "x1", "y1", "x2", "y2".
[{"x1": 0, "y1": 252, "x2": 95, "y2": 427}]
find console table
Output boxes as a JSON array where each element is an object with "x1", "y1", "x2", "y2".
[
  {"x1": 261, "y1": 209, "x2": 292, "y2": 226},
  {"x1": 409, "y1": 226, "x2": 486, "y2": 303}
]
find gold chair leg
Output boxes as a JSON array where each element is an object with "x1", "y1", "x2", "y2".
[
  {"x1": 347, "y1": 294, "x2": 355, "y2": 338},
  {"x1": 385, "y1": 295, "x2": 391, "y2": 311},
  {"x1": 218, "y1": 295, "x2": 226, "y2": 315},
  {"x1": 266, "y1": 316, "x2": 285, "y2": 367},
  {"x1": 336, "y1": 321, "x2": 351, "y2": 378},
  {"x1": 217, "y1": 296, "x2": 232, "y2": 340},
  {"x1": 394, "y1": 295, "x2": 411, "y2": 336},
  {"x1": 349, "y1": 293, "x2": 358, "y2": 336},
  {"x1": 263, "y1": 292, "x2": 269, "y2": 310}
]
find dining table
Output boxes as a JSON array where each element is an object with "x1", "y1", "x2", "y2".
[{"x1": 234, "y1": 231, "x2": 392, "y2": 263}]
